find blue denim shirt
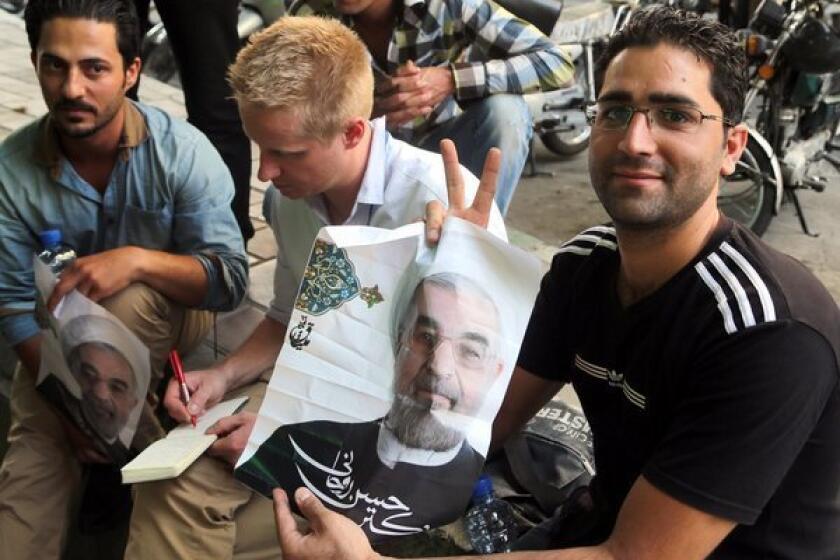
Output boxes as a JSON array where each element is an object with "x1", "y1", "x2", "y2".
[{"x1": 0, "y1": 101, "x2": 248, "y2": 346}]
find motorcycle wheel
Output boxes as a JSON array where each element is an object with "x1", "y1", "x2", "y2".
[
  {"x1": 718, "y1": 135, "x2": 777, "y2": 236},
  {"x1": 539, "y1": 59, "x2": 592, "y2": 158},
  {"x1": 539, "y1": 125, "x2": 592, "y2": 157}
]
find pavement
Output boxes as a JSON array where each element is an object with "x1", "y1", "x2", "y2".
[{"x1": 1, "y1": 7, "x2": 839, "y2": 395}]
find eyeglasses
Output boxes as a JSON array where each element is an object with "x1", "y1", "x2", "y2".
[
  {"x1": 585, "y1": 103, "x2": 734, "y2": 133},
  {"x1": 402, "y1": 326, "x2": 494, "y2": 370}
]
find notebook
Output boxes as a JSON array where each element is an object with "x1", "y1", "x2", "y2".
[{"x1": 121, "y1": 396, "x2": 249, "y2": 484}]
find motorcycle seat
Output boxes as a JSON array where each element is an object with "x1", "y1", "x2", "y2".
[{"x1": 494, "y1": 0, "x2": 565, "y2": 36}]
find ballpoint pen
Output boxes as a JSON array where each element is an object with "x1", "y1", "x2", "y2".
[{"x1": 169, "y1": 349, "x2": 197, "y2": 427}]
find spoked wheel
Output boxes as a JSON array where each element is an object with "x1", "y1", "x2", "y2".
[{"x1": 718, "y1": 134, "x2": 777, "y2": 236}]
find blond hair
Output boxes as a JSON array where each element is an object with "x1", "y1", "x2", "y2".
[{"x1": 228, "y1": 16, "x2": 374, "y2": 140}]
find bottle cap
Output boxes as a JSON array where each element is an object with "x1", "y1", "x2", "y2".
[
  {"x1": 39, "y1": 229, "x2": 62, "y2": 249},
  {"x1": 471, "y1": 474, "x2": 494, "y2": 501}
]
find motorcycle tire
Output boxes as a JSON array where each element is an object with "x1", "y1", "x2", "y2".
[
  {"x1": 540, "y1": 59, "x2": 593, "y2": 158},
  {"x1": 718, "y1": 134, "x2": 777, "y2": 236},
  {"x1": 539, "y1": 126, "x2": 592, "y2": 158}
]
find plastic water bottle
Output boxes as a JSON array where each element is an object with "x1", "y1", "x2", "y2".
[
  {"x1": 37, "y1": 229, "x2": 76, "y2": 275},
  {"x1": 464, "y1": 475, "x2": 518, "y2": 553}
]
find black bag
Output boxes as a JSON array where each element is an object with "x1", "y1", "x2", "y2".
[
  {"x1": 483, "y1": 393, "x2": 596, "y2": 536},
  {"x1": 504, "y1": 394, "x2": 595, "y2": 516}
]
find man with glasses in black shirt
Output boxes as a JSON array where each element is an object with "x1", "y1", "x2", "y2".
[{"x1": 272, "y1": 7, "x2": 840, "y2": 559}]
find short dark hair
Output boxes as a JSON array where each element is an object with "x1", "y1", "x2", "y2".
[
  {"x1": 24, "y1": 0, "x2": 140, "y2": 70},
  {"x1": 595, "y1": 6, "x2": 747, "y2": 124}
]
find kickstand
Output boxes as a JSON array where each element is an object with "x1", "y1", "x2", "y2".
[
  {"x1": 787, "y1": 188, "x2": 820, "y2": 237},
  {"x1": 522, "y1": 135, "x2": 555, "y2": 178}
]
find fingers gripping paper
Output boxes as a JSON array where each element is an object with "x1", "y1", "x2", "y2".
[
  {"x1": 234, "y1": 218, "x2": 542, "y2": 541},
  {"x1": 33, "y1": 258, "x2": 151, "y2": 466}
]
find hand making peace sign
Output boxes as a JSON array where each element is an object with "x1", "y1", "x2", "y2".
[{"x1": 424, "y1": 139, "x2": 501, "y2": 245}]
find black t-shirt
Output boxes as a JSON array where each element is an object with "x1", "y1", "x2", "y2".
[
  {"x1": 235, "y1": 419, "x2": 484, "y2": 542},
  {"x1": 518, "y1": 220, "x2": 840, "y2": 558}
]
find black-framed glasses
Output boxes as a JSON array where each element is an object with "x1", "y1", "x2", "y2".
[{"x1": 585, "y1": 103, "x2": 735, "y2": 133}]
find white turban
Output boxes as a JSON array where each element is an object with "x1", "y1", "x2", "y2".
[{"x1": 59, "y1": 314, "x2": 148, "y2": 403}]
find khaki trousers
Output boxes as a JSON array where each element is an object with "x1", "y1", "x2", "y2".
[
  {"x1": 124, "y1": 373, "x2": 283, "y2": 560},
  {"x1": 0, "y1": 284, "x2": 212, "y2": 560}
]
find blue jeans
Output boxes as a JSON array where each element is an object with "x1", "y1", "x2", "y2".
[{"x1": 408, "y1": 94, "x2": 533, "y2": 216}]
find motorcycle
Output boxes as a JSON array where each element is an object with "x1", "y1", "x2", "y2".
[
  {"x1": 457, "y1": 0, "x2": 636, "y2": 180},
  {"x1": 719, "y1": 0, "x2": 840, "y2": 236},
  {"x1": 497, "y1": 0, "x2": 620, "y2": 163}
]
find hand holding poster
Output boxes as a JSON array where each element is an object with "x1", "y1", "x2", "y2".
[
  {"x1": 34, "y1": 258, "x2": 150, "y2": 465},
  {"x1": 235, "y1": 218, "x2": 542, "y2": 540}
]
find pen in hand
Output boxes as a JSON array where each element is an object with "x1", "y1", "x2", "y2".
[{"x1": 169, "y1": 349, "x2": 197, "y2": 428}]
